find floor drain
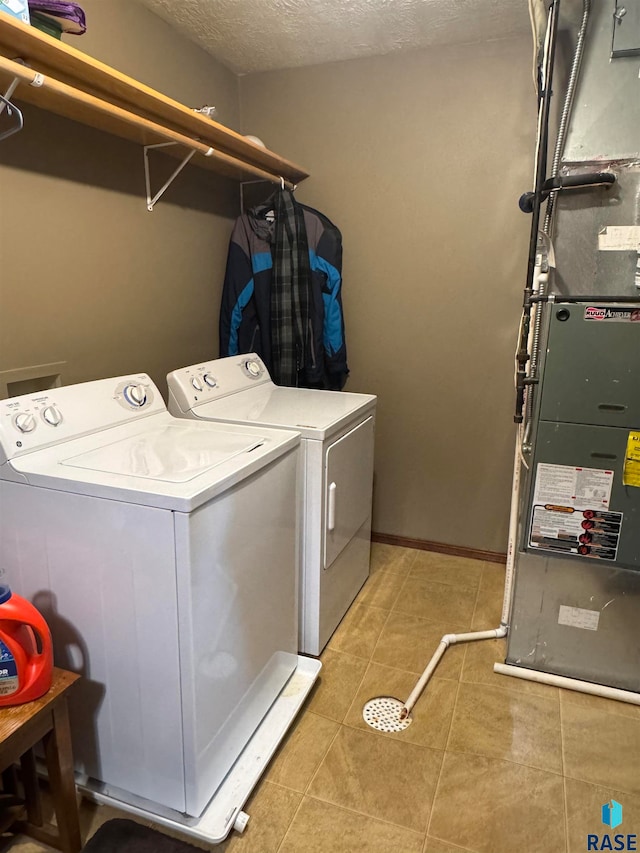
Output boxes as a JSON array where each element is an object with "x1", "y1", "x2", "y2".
[{"x1": 362, "y1": 696, "x2": 412, "y2": 732}]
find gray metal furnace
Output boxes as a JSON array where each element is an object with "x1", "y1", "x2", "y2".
[
  {"x1": 505, "y1": 0, "x2": 640, "y2": 693},
  {"x1": 507, "y1": 301, "x2": 640, "y2": 690}
]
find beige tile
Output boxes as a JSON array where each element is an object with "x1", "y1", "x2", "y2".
[
  {"x1": 307, "y1": 649, "x2": 368, "y2": 722},
  {"x1": 447, "y1": 681, "x2": 562, "y2": 773},
  {"x1": 393, "y1": 576, "x2": 477, "y2": 629},
  {"x1": 328, "y1": 604, "x2": 389, "y2": 660},
  {"x1": 279, "y1": 796, "x2": 424, "y2": 853},
  {"x1": 372, "y1": 611, "x2": 465, "y2": 680},
  {"x1": 470, "y1": 584, "x2": 502, "y2": 630},
  {"x1": 344, "y1": 661, "x2": 457, "y2": 751},
  {"x1": 429, "y1": 752, "x2": 566, "y2": 853},
  {"x1": 560, "y1": 687, "x2": 640, "y2": 721},
  {"x1": 562, "y1": 691, "x2": 640, "y2": 795},
  {"x1": 217, "y1": 781, "x2": 302, "y2": 852},
  {"x1": 565, "y1": 777, "x2": 640, "y2": 853},
  {"x1": 356, "y1": 570, "x2": 406, "y2": 610},
  {"x1": 462, "y1": 637, "x2": 559, "y2": 699},
  {"x1": 480, "y1": 561, "x2": 506, "y2": 594},
  {"x1": 411, "y1": 552, "x2": 484, "y2": 589},
  {"x1": 424, "y1": 839, "x2": 474, "y2": 853},
  {"x1": 265, "y1": 711, "x2": 340, "y2": 792},
  {"x1": 0, "y1": 838, "x2": 57, "y2": 853},
  {"x1": 370, "y1": 543, "x2": 418, "y2": 576},
  {"x1": 308, "y1": 725, "x2": 442, "y2": 833}
]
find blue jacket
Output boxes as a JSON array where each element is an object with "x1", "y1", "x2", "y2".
[{"x1": 219, "y1": 199, "x2": 349, "y2": 390}]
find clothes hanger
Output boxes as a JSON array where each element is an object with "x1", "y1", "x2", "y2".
[{"x1": 0, "y1": 95, "x2": 23, "y2": 143}]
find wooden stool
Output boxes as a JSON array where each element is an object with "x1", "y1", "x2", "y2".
[{"x1": 0, "y1": 667, "x2": 82, "y2": 853}]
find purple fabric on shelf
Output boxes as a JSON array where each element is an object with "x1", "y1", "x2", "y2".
[{"x1": 28, "y1": 1, "x2": 86, "y2": 34}]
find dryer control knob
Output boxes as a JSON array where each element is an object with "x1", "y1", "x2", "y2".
[
  {"x1": 42, "y1": 405, "x2": 63, "y2": 427},
  {"x1": 191, "y1": 377, "x2": 204, "y2": 392},
  {"x1": 203, "y1": 373, "x2": 217, "y2": 388},
  {"x1": 123, "y1": 384, "x2": 147, "y2": 407},
  {"x1": 14, "y1": 412, "x2": 36, "y2": 433},
  {"x1": 244, "y1": 359, "x2": 263, "y2": 378}
]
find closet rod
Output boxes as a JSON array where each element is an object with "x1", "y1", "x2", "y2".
[{"x1": 0, "y1": 55, "x2": 296, "y2": 189}]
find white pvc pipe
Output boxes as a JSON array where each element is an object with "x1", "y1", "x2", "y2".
[
  {"x1": 500, "y1": 435, "x2": 524, "y2": 626},
  {"x1": 493, "y1": 663, "x2": 640, "y2": 706},
  {"x1": 400, "y1": 627, "x2": 508, "y2": 720},
  {"x1": 400, "y1": 430, "x2": 524, "y2": 720}
]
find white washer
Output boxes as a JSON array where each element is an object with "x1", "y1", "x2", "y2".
[
  {"x1": 167, "y1": 354, "x2": 377, "y2": 655},
  {"x1": 0, "y1": 374, "x2": 320, "y2": 844}
]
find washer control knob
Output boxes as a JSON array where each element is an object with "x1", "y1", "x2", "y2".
[
  {"x1": 14, "y1": 413, "x2": 36, "y2": 433},
  {"x1": 123, "y1": 384, "x2": 147, "y2": 407},
  {"x1": 203, "y1": 373, "x2": 217, "y2": 388},
  {"x1": 42, "y1": 405, "x2": 63, "y2": 427},
  {"x1": 191, "y1": 377, "x2": 204, "y2": 392},
  {"x1": 244, "y1": 359, "x2": 263, "y2": 378}
]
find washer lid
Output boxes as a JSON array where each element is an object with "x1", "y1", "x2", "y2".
[
  {"x1": 194, "y1": 386, "x2": 376, "y2": 440},
  {"x1": 61, "y1": 424, "x2": 265, "y2": 483},
  {"x1": 4, "y1": 413, "x2": 300, "y2": 512}
]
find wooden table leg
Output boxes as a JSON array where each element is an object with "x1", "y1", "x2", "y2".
[
  {"x1": 43, "y1": 702, "x2": 82, "y2": 853},
  {"x1": 20, "y1": 748, "x2": 43, "y2": 826}
]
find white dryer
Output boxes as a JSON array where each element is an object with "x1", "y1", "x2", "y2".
[
  {"x1": 0, "y1": 374, "x2": 320, "y2": 844},
  {"x1": 167, "y1": 355, "x2": 377, "y2": 655}
]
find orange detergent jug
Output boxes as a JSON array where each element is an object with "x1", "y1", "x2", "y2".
[{"x1": 0, "y1": 585, "x2": 53, "y2": 706}]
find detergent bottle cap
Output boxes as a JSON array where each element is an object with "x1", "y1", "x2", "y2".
[{"x1": 0, "y1": 586, "x2": 12, "y2": 604}]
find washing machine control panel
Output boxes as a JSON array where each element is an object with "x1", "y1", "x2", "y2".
[
  {"x1": 0, "y1": 374, "x2": 166, "y2": 462},
  {"x1": 167, "y1": 354, "x2": 272, "y2": 414}
]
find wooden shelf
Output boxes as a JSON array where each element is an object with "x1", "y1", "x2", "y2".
[{"x1": 0, "y1": 14, "x2": 309, "y2": 186}]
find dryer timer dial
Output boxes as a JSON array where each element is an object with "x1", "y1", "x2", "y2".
[{"x1": 243, "y1": 359, "x2": 264, "y2": 379}]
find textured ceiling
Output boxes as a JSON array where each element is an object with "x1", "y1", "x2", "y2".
[{"x1": 137, "y1": 0, "x2": 531, "y2": 75}]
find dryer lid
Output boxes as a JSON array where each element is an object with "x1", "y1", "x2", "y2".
[{"x1": 195, "y1": 386, "x2": 376, "y2": 440}]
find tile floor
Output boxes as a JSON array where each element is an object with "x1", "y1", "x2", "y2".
[{"x1": 3, "y1": 544, "x2": 639, "y2": 853}]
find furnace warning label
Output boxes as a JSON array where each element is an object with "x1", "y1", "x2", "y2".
[
  {"x1": 529, "y1": 506, "x2": 622, "y2": 561},
  {"x1": 623, "y1": 431, "x2": 640, "y2": 488},
  {"x1": 532, "y1": 463, "x2": 613, "y2": 510}
]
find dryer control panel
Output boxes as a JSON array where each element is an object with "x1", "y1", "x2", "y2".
[
  {"x1": 0, "y1": 374, "x2": 164, "y2": 463},
  {"x1": 167, "y1": 354, "x2": 272, "y2": 415}
]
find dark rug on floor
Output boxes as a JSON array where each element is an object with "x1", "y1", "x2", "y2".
[{"x1": 82, "y1": 819, "x2": 205, "y2": 853}]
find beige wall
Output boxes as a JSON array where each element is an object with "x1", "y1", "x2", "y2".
[
  {"x1": 240, "y1": 39, "x2": 536, "y2": 552},
  {"x1": 0, "y1": 0, "x2": 241, "y2": 393}
]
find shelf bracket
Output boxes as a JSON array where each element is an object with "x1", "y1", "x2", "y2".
[{"x1": 143, "y1": 142, "x2": 198, "y2": 211}]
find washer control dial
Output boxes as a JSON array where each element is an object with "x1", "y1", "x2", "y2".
[
  {"x1": 243, "y1": 359, "x2": 264, "y2": 379},
  {"x1": 203, "y1": 373, "x2": 217, "y2": 388},
  {"x1": 191, "y1": 377, "x2": 204, "y2": 392},
  {"x1": 42, "y1": 405, "x2": 63, "y2": 427},
  {"x1": 14, "y1": 413, "x2": 36, "y2": 433},
  {"x1": 123, "y1": 384, "x2": 147, "y2": 407}
]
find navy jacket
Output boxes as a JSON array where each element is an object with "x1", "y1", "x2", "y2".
[{"x1": 219, "y1": 199, "x2": 348, "y2": 390}]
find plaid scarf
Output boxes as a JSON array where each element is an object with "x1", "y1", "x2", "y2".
[{"x1": 271, "y1": 189, "x2": 311, "y2": 387}]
